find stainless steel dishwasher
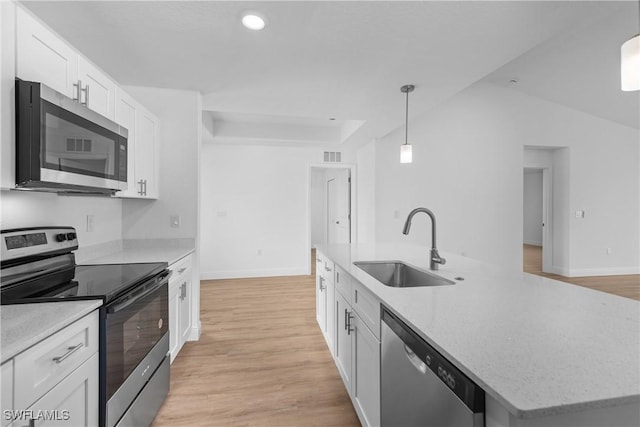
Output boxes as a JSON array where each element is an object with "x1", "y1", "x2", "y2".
[{"x1": 381, "y1": 306, "x2": 485, "y2": 427}]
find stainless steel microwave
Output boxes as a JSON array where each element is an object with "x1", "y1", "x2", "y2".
[{"x1": 15, "y1": 79, "x2": 128, "y2": 194}]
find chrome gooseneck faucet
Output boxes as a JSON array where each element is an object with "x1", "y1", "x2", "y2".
[{"x1": 402, "y1": 207, "x2": 446, "y2": 270}]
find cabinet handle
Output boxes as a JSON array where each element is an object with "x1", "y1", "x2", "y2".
[
  {"x1": 336, "y1": 271, "x2": 339, "y2": 282},
  {"x1": 180, "y1": 282, "x2": 187, "y2": 299},
  {"x1": 82, "y1": 83, "x2": 89, "y2": 106},
  {"x1": 319, "y1": 276, "x2": 325, "y2": 290},
  {"x1": 325, "y1": 266, "x2": 331, "y2": 272},
  {"x1": 178, "y1": 267, "x2": 187, "y2": 274},
  {"x1": 346, "y1": 311, "x2": 355, "y2": 335},
  {"x1": 73, "y1": 80, "x2": 82, "y2": 103},
  {"x1": 143, "y1": 179, "x2": 148, "y2": 196},
  {"x1": 137, "y1": 179, "x2": 144, "y2": 195},
  {"x1": 52, "y1": 342, "x2": 84, "y2": 364},
  {"x1": 316, "y1": 258, "x2": 322, "y2": 263}
]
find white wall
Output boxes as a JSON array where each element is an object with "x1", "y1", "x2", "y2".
[
  {"x1": 200, "y1": 143, "x2": 355, "y2": 279},
  {"x1": 374, "y1": 82, "x2": 639, "y2": 275},
  {"x1": 121, "y1": 87, "x2": 200, "y2": 240},
  {"x1": 523, "y1": 170, "x2": 543, "y2": 246},
  {"x1": 357, "y1": 140, "x2": 376, "y2": 243},
  {"x1": 0, "y1": 190, "x2": 122, "y2": 246}
]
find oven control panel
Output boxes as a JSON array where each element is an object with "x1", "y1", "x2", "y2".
[{"x1": 1, "y1": 227, "x2": 78, "y2": 262}]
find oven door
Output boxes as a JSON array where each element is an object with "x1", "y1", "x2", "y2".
[{"x1": 105, "y1": 273, "x2": 169, "y2": 427}]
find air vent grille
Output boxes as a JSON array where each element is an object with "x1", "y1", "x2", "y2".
[
  {"x1": 66, "y1": 138, "x2": 92, "y2": 152},
  {"x1": 323, "y1": 151, "x2": 342, "y2": 163}
]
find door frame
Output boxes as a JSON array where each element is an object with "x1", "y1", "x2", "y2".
[
  {"x1": 523, "y1": 166, "x2": 553, "y2": 273},
  {"x1": 307, "y1": 163, "x2": 357, "y2": 275}
]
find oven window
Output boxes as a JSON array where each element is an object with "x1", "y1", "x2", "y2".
[
  {"x1": 41, "y1": 101, "x2": 119, "y2": 179},
  {"x1": 106, "y1": 282, "x2": 168, "y2": 399}
]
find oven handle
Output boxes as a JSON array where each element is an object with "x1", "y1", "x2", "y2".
[{"x1": 107, "y1": 271, "x2": 170, "y2": 314}]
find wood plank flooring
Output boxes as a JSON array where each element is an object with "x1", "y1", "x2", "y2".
[
  {"x1": 151, "y1": 257, "x2": 360, "y2": 426},
  {"x1": 523, "y1": 244, "x2": 639, "y2": 301}
]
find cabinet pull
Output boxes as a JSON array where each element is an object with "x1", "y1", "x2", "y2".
[
  {"x1": 137, "y1": 179, "x2": 144, "y2": 195},
  {"x1": 178, "y1": 267, "x2": 187, "y2": 274},
  {"x1": 336, "y1": 271, "x2": 339, "y2": 282},
  {"x1": 316, "y1": 258, "x2": 322, "y2": 263},
  {"x1": 325, "y1": 266, "x2": 331, "y2": 272},
  {"x1": 81, "y1": 83, "x2": 89, "y2": 106},
  {"x1": 346, "y1": 311, "x2": 355, "y2": 335},
  {"x1": 143, "y1": 179, "x2": 148, "y2": 196},
  {"x1": 319, "y1": 276, "x2": 325, "y2": 291},
  {"x1": 344, "y1": 308, "x2": 348, "y2": 330},
  {"x1": 180, "y1": 282, "x2": 187, "y2": 299},
  {"x1": 52, "y1": 342, "x2": 84, "y2": 364},
  {"x1": 73, "y1": 80, "x2": 82, "y2": 103}
]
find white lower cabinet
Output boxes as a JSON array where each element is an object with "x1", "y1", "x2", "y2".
[
  {"x1": 169, "y1": 254, "x2": 193, "y2": 362},
  {"x1": 3, "y1": 311, "x2": 99, "y2": 427},
  {"x1": 317, "y1": 254, "x2": 381, "y2": 427}
]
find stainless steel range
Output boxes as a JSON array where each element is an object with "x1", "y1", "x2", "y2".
[{"x1": 1, "y1": 227, "x2": 170, "y2": 427}]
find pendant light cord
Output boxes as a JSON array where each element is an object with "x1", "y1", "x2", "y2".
[{"x1": 405, "y1": 90, "x2": 409, "y2": 145}]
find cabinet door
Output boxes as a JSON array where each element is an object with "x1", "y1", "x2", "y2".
[
  {"x1": 179, "y1": 280, "x2": 192, "y2": 344},
  {"x1": 16, "y1": 6, "x2": 78, "y2": 97},
  {"x1": 136, "y1": 110, "x2": 158, "y2": 198},
  {"x1": 334, "y1": 291, "x2": 352, "y2": 389},
  {"x1": 351, "y1": 314, "x2": 381, "y2": 427},
  {"x1": 28, "y1": 352, "x2": 98, "y2": 427},
  {"x1": 114, "y1": 88, "x2": 138, "y2": 197},
  {"x1": 1, "y1": 360, "x2": 12, "y2": 427},
  {"x1": 316, "y1": 273, "x2": 327, "y2": 334},
  {"x1": 168, "y1": 286, "x2": 180, "y2": 364},
  {"x1": 78, "y1": 56, "x2": 116, "y2": 120}
]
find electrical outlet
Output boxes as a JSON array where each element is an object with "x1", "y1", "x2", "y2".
[
  {"x1": 86, "y1": 214, "x2": 95, "y2": 232},
  {"x1": 170, "y1": 215, "x2": 180, "y2": 228}
]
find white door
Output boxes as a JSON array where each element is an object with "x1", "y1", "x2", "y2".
[
  {"x1": 327, "y1": 179, "x2": 337, "y2": 244},
  {"x1": 334, "y1": 170, "x2": 351, "y2": 243}
]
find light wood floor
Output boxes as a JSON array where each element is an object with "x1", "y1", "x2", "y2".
[
  {"x1": 152, "y1": 251, "x2": 360, "y2": 426},
  {"x1": 523, "y1": 244, "x2": 639, "y2": 301}
]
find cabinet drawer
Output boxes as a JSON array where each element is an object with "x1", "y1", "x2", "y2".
[
  {"x1": 352, "y1": 280, "x2": 381, "y2": 340},
  {"x1": 14, "y1": 310, "x2": 99, "y2": 410},
  {"x1": 334, "y1": 264, "x2": 351, "y2": 298},
  {"x1": 323, "y1": 259, "x2": 335, "y2": 285},
  {"x1": 170, "y1": 255, "x2": 192, "y2": 282},
  {"x1": 1, "y1": 360, "x2": 13, "y2": 427}
]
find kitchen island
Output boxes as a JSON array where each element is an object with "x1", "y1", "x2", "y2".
[{"x1": 317, "y1": 243, "x2": 639, "y2": 427}]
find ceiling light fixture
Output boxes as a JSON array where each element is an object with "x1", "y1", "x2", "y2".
[
  {"x1": 241, "y1": 12, "x2": 266, "y2": 31},
  {"x1": 400, "y1": 84, "x2": 415, "y2": 164},
  {"x1": 621, "y1": 34, "x2": 639, "y2": 91}
]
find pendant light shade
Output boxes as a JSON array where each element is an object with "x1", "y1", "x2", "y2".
[
  {"x1": 621, "y1": 34, "x2": 639, "y2": 91},
  {"x1": 400, "y1": 84, "x2": 415, "y2": 164}
]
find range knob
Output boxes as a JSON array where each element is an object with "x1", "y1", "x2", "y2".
[
  {"x1": 55, "y1": 233, "x2": 68, "y2": 242},
  {"x1": 66, "y1": 232, "x2": 77, "y2": 240}
]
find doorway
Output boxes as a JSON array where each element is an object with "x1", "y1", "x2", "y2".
[
  {"x1": 523, "y1": 167, "x2": 552, "y2": 273},
  {"x1": 308, "y1": 165, "x2": 356, "y2": 273}
]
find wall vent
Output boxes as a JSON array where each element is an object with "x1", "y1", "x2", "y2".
[
  {"x1": 323, "y1": 151, "x2": 342, "y2": 163},
  {"x1": 66, "y1": 138, "x2": 92, "y2": 152}
]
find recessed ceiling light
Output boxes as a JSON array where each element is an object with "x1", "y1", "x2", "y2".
[{"x1": 241, "y1": 13, "x2": 266, "y2": 31}]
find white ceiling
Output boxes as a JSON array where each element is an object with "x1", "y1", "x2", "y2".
[
  {"x1": 23, "y1": 1, "x2": 637, "y2": 147},
  {"x1": 484, "y1": 2, "x2": 639, "y2": 129}
]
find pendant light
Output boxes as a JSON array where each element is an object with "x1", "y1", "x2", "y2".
[
  {"x1": 621, "y1": 34, "x2": 639, "y2": 91},
  {"x1": 400, "y1": 84, "x2": 415, "y2": 164}
]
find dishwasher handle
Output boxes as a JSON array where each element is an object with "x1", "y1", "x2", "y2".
[{"x1": 404, "y1": 344, "x2": 427, "y2": 374}]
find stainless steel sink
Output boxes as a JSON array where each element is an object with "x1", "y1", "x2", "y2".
[{"x1": 353, "y1": 261, "x2": 454, "y2": 288}]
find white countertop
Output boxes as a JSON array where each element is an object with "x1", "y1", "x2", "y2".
[
  {"x1": 76, "y1": 238, "x2": 195, "y2": 266},
  {"x1": 1, "y1": 300, "x2": 103, "y2": 363},
  {"x1": 317, "y1": 243, "x2": 640, "y2": 419}
]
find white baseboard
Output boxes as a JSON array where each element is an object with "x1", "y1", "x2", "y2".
[
  {"x1": 549, "y1": 265, "x2": 639, "y2": 277},
  {"x1": 201, "y1": 267, "x2": 309, "y2": 280},
  {"x1": 567, "y1": 266, "x2": 640, "y2": 277},
  {"x1": 187, "y1": 322, "x2": 201, "y2": 341},
  {"x1": 523, "y1": 240, "x2": 542, "y2": 247}
]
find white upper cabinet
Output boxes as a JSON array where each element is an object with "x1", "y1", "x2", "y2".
[
  {"x1": 13, "y1": 4, "x2": 160, "y2": 199},
  {"x1": 16, "y1": 6, "x2": 78, "y2": 97},
  {"x1": 77, "y1": 56, "x2": 116, "y2": 120},
  {"x1": 115, "y1": 87, "x2": 159, "y2": 199}
]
